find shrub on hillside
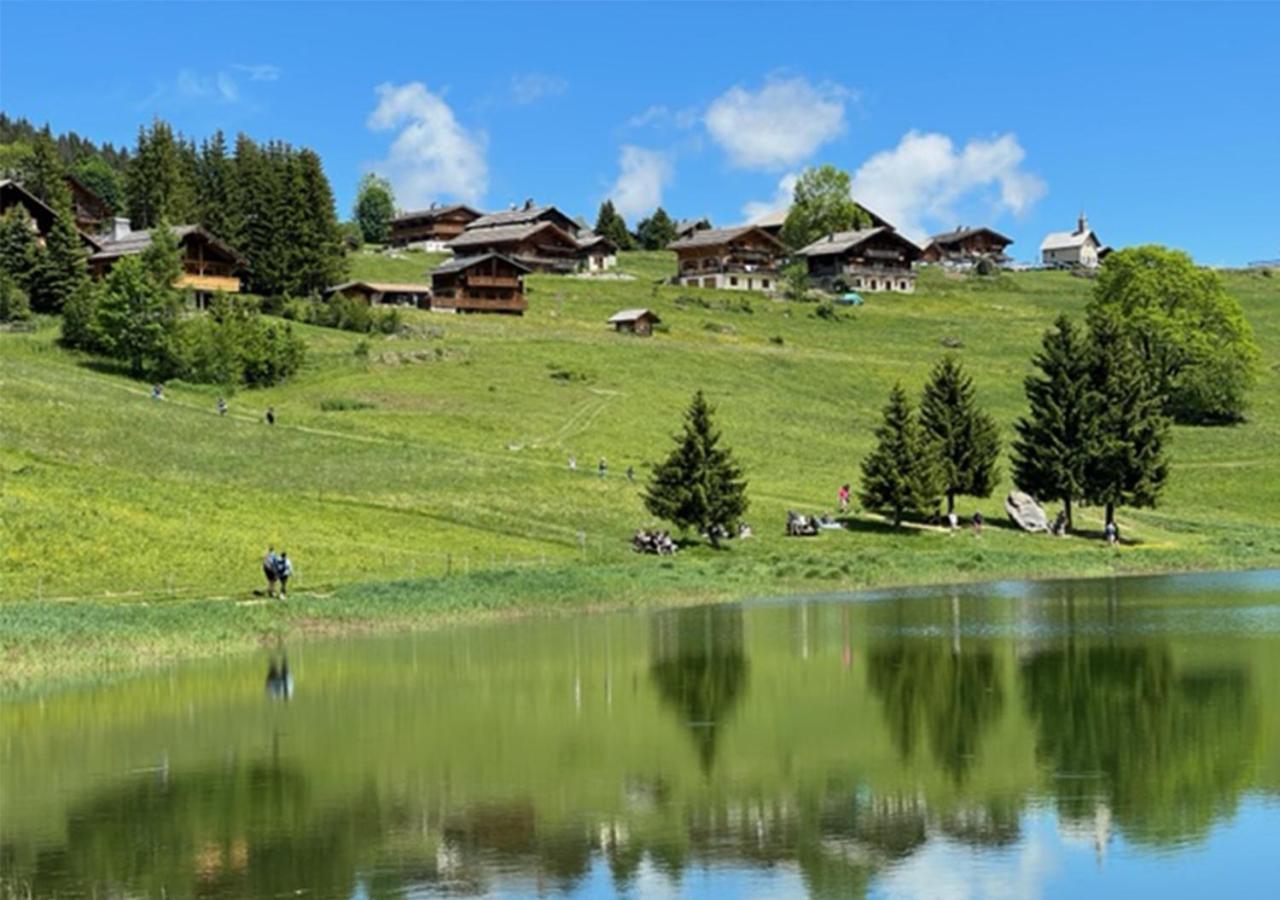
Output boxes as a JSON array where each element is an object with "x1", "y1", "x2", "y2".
[
  {"x1": 178, "y1": 295, "x2": 305, "y2": 387},
  {"x1": 0, "y1": 270, "x2": 31, "y2": 322},
  {"x1": 284, "y1": 294, "x2": 402, "y2": 335}
]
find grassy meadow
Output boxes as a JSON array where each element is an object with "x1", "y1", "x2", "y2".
[{"x1": 2, "y1": 250, "x2": 1278, "y2": 689}]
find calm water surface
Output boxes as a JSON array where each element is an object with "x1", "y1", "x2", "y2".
[{"x1": 3, "y1": 571, "x2": 1279, "y2": 898}]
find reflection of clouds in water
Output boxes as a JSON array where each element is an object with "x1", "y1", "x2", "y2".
[{"x1": 873, "y1": 828, "x2": 1059, "y2": 900}]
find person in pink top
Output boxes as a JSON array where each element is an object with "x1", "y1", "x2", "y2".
[{"x1": 837, "y1": 483, "x2": 851, "y2": 513}]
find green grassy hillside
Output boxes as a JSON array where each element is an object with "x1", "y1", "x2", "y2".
[{"x1": 1, "y1": 254, "x2": 1278, "y2": 684}]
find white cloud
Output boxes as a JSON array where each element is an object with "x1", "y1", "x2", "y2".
[
  {"x1": 850, "y1": 130, "x2": 1047, "y2": 241},
  {"x1": 606, "y1": 145, "x2": 673, "y2": 220},
  {"x1": 366, "y1": 82, "x2": 488, "y2": 208},
  {"x1": 232, "y1": 63, "x2": 282, "y2": 82},
  {"x1": 627, "y1": 104, "x2": 699, "y2": 130},
  {"x1": 704, "y1": 76, "x2": 851, "y2": 170},
  {"x1": 138, "y1": 64, "x2": 280, "y2": 109},
  {"x1": 509, "y1": 72, "x2": 567, "y2": 105},
  {"x1": 741, "y1": 172, "x2": 798, "y2": 223}
]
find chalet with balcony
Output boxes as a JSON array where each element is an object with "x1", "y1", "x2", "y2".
[
  {"x1": 89, "y1": 218, "x2": 246, "y2": 301},
  {"x1": 575, "y1": 231, "x2": 618, "y2": 272},
  {"x1": 0, "y1": 179, "x2": 101, "y2": 250},
  {"x1": 388, "y1": 203, "x2": 481, "y2": 249},
  {"x1": 323, "y1": 281, "x2": 432, "y2": 308},
  {"x1": 448, "y1": 221, "x2": 582, "y2": 273},
  {"x1": 667, "y1": 225, "x2": 787, "y2": 292},
  {"x1": 1041, "y1": 212, "x2": 1102, "y2": 268},
  {"x1": 922, "y1": 226, "x2": 1013, "y2": 265},
  {"x1": 751, "y1": 204, "x2": 892, "y2": 240},
  {"x1": 429, "y1": 252, "x2": 530, "y2": 315},
  {"x1": 466, "y1": 200, "x2": 581, "y2": 237},
  {"x1": 796, "y1": 228, "x2": 923, "y2": 293}
]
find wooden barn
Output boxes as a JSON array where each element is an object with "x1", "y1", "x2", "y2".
[
  {"x1": 323, "y1": 281, "x2": 432, "y2": 308},
  {"x1": 667, "y1": 225, "x2": 787, "y2": 292},
  {"x1": 430, "y1": 252, "x2": 530, "y2": 315},
  {"x1": 387, "y1": 203, "x2": 481, "y2": 249},
  {"x1": 608, "y1": 308, "x2": 660, "y2": 336},
  {"x1": 89, "y1": 219, "x2": 246, "y2": 300},
  {"x1": 796, "y1": 228, "x2": 923, "y2": 293},
  {"x1": 448, "y1": 221, "x2": 583, "y2": 273},
  {"x1": 922, "y1": 226, "x2": 1013, "y2": 264}
]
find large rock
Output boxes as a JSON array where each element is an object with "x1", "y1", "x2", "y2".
[{"x1": 1005, "y1": 491, "x2": 1050, "y2": 533}]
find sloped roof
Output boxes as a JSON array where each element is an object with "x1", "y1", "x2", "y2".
[
  {"x1": 748, "y1": 204, "x2": 893, "y2": 231},
  {"x1": 90, "y1": 224, "x2": 244, "y2": 265},
  {"x1": 326, "y1": 280, "x2": 433, "y2": 295},
  {"x1": 609, "y1": 308, "x2": 659, "y2": 324},
  {"x1": 575, "y1": 230, "x2": 617, "y2": 251},
  {"x1": 1040, "y1": 229, "x2": 1100, "y2": 252},
  {"x1": 667, "y1": 225, "x2": 787, "y2": 252},
  {"x1": 391, "y1": 204, "x2": 481, "y2": 224},
  {"x1": 796, "y1": 227, "x2": 922, "y2": 258},
  {"x1": 448, "y1": 220, "x2": 578, "y2": 251},
  {"x1": 467, "y1": 204, "x2": 578, "y2": 232},
  {"x1": 928, "y1": 225, "x2": 1013, "y2": 246},
  {"x1": 0, "y1": 179, "x2": 101, "y2": 250},
  {"x1": 430, "y1": 251, "x2": 532, "y2": 276},
  {"x1": 675, "y1": 217, "x2": 711, "y2": 235}
]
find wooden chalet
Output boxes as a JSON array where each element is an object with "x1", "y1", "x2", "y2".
[
  {"x1": 323, "y1": 281, "x2": 432, "y2": 308},
  {"x1": 430, "y1": 252, "x2": 530, "y2": 315},
  {"x1": 0, "y1": 179, "x2": 100, "y2": 250},
  {"x1": 387, "y1": 203, "x2": 481, "y2": 249},
  {"x1": 675, "y1": 217, "x2": 711, "y2": 240},
  {"x1": 922, "y1": 226, "x2": 1013, "y2": 264},
  {"x1": 448, "y1": 221, "x2": 582, "y2": 273},
  {"x1": 608, "y1": 308, "x2": 660, "y2": 336},
  {"x1": 65, "y1": 175, "x2": 111, "y2": 235},
  {"x1": 666, "y1": 225, "x2": 787, "y2": 292},
  {"x1": 466, "y1": 200, "x2": 581, "y2": 237},
  {"x1": 575, "y1": 231, "x2": 618, "y2": 272},
  {"x1": 89, "y1": 219, "x2": 246, "y2": 300},
  {"x1": 796, "y1": 228, "x2": 923, "y2": 293}
]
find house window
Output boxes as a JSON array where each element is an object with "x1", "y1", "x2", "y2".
[
  {"x1": 730, "y1": 276, "x2": 738, "y2": 286},
  {"x1": 900, "y1": 280, "x2": 908, "y2": 290},
  {"x1": 761, "y1": 279, "x2": 770, "y2": 289}
]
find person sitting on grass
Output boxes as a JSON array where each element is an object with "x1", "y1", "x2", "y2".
[
  {"x1": 276, "y1": 552, "x2": 293, "y2": 599},
  {"x1": 972, "y1": 511, "x2": 984, "y2": 536},
  {"x1": 263, "y1": 546, "x2": 279, "y2": 597},
  {"x1": 217, "y1": 397, "x2": 228, "y2": 416}
]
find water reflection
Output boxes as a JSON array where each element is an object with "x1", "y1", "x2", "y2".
[{"x1": 1, "y1": 572, "x2": 1276, "y2": 898}]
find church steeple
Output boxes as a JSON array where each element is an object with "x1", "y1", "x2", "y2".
[{"x1": 1076, "y1": 210, "x2": 1089, "y2": 235}]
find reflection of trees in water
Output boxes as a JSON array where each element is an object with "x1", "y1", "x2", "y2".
[
  {"x1": 1021, "y1": 642, "x2": 1255, "y2": 847},
  {"x1": 649, "y1": 605, "x2": 749, "y2": 773},
  {"x1": 866, "y1": 636, "x2": 1005, "y2": 784}
]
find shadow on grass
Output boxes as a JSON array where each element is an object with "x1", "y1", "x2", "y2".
[
  {"x1": 77, "y1": 357, "x2": 141, "y2": 380},
  {"x1": 836, "y1": 516, "x2": 928, "y2": 538}
]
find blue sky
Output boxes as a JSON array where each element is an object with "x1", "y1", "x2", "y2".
[{"x1": 3, "y1": 2, "x2": 1277, "y2": 264}]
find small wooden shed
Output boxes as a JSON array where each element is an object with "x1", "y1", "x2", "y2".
[{"x1": 609, "y1": 308, "x2": 661, "y2": 336}]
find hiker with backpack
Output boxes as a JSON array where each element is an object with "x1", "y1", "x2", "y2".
[{"x1": 275, "y1": 551, "x2": 293, "y2": 599}]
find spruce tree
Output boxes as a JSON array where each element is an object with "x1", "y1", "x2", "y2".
[
  {"x1": 93, "y1": 254, "x2": 181, "y2": 378},
  {"x1": 860, "y1": 384, "x2": 942, "y2": 526},
  {"x1": 0, "y1": 206, "x2": 39, "y2": 288},
  {"x1": 1082, "y1": 312, "x2": 1170, "y2": 529},
  {"x1": 0, "y1": 269, "x2": 31, "y2": 322},
  {"x1": 919, "y1": 357, "x2": 1001, "y2": 516},
  {"x1": 644, "y1": 390, "x2": 749, "y2": 545},
  {"x1": 197, "y1": 131, "x2": 239, "y2": 244},
  {"x1": 1011, "y1": 315, "x2": 1095, "y2": 530},
  {"x1": 126, "y1": 119, "x2": 197, "y2": 228},
  {"x1": 59, "y1": 279, "x2": 101, "y2": 351},
  {"x1": 26, "y1": 128, "x2": 70, "y2": 207},
  {"x1": 595, "y1": 200, "x2": 634, "y2": 251},
  {"x1": 636, "y1": 207, "x2": 677, "y2": 250},
  {"x1": 27, "y1": 191, "x2": 88, "y2": 314},
  {"x1": 295, "y1": 148, "x2": 346, "y2": 292}
]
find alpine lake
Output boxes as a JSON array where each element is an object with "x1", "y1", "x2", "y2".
[{"x1": 4, "y1": 570, "x2": 1279, "y2": 898}]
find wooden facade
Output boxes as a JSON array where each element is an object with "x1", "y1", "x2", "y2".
[
  {"x1": 0, "y1": 179, "x2": 101, "y2": 250},
  {"x1": 576, "y1": 233, "x2": 618, "y2": 272},
  {"x1": 797, "y1": 228, "x2": 923, "y2": 293},
  {"x1": 430, "y1": 252, "x2": 530, "y2": 315},
  {"x1": 65, "y1": 175, "x2": 111, "y2": 235},
  {"x1": 448, "y1": 222, "x2": 582, "y2": 273},
  {"x1": 608, "y1": 308, "x2": 660, "y2": 336},
  {"x1": 466, "y1": 202, "x2": 580, "y2": 237},
  {"x1": 922, "y1": 226, "x2": 1013, "y2": 263},
  {"x1": 388, "y1": 204, "x2": 481, "y2": 248},
  {"x1": 90, "y1": 222, "x2": 245, "y2": 296},
  {"x1": 667, "y1": 225, "x2": 787, "y2": 292},
  {"x1": 324, "y1": 281, "x2": 432, "y2": 308}
]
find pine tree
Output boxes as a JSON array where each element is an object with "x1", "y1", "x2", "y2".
[
  {"x1": 27, "y1": 190, "x2": 88, "y2": 314},
  {"x1": 919, "y1": 357, "x2": 1001, "y2": 516},
  {"x1": 197, "y1": 131, "x2": 239, "y2": 245},
  {"x1": 354, "y1": 172, "x2": 395, "y2": 244},
  {"x1": 1011, "y1": 315, "x2": 1095, "y2": 530},
  {"x1": 1082, "y1": 312, "x2": 1171, "y2": 529},
  {"x1": 59, "y1": 279, "x2": 101, "y2": 351},
  {"x1": 295, "y1": 148, "x2": 346, "y2": 293},
  {"x1": 126, "y1": 119, "x2": 197, "y2": 228},
  {"x1": 0, "y1": 206, "x2": 39, "y2": 288},
  {"x1": 636, "y1": 207, "x2": 677, "y2": 250},
  {"x1": 0, "y1": 269, "x2": 31, "y2": 322},
  {"x1": 93, "y1": 254, "x2": 181, "y2": 378},
  {"x1": 595, "y1": 200, "x2": 634, "y2": 251},
  {"x1": 26, "y1": 128, "x2": 70, "y2": 207},
  {"x1": 860, "y1": 384, "x2": 942, "y2": 526},
  {"x1": 644, "y1": 390, "x2": 749, "y2": 545}
]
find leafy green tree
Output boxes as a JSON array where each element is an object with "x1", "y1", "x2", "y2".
[
  {"x1": 644, "y1": 390, "x2": 749, "y2": 545},
  {"x1": 860, "y1": 384, "x2": 942, "y2": 526},
  {"x1": 779, "y1": 164, "x2": 872, "y2": 250},
  {"x1": 1082, "y1": 312, "x2": 1170, "y2": 529},
  {"x1": 1011, "y1": 315, "x2": 1095, "y2": 530},
  {"x1": 782, "y1": 259, "x2": 811, "y2": 303},
  {"x1": 26, "y1": 191, "x2": 87, "y2": 314},
  {"x1": 0, "y1": 140, "x2": 35, "y2": 180},
  {"x1": 0, "y1": 269, "x2": 31, "y2": 322},
  {"x1": 919, "y1": 357, "x2": 1001, "y2": 516},
  {"x1": 59, "y1": 279, "x2": 102, "y2": 351},
  {"x1": 92, "y1": 255, "x2": 181, "y2": 377},
  {"x1": 595, "y1": 200, "x2": 634, "y2": 251},
  {"x1": 354, "y1": 172, "x2": 395, "y2": 244},
  {"x1": 72, "y1": 155, "x2": 123, "y2": 215},
  {"x1": 1088, "y1": 245, "x2": 1259, "y2": 423},
  {"x1": 636, "y1": 207, "x2": 677, "y2": 250}
]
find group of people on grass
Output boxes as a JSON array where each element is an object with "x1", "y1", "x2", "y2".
[
  {"x1": 568, "y1": 454, "x2": 634, "y2": 482},
  {"x1": 148, "y1": 383, "x2": 279, "y2": 425},
  {"x1": 262, "y1": 546, "x2": 294, "y2": 598}
]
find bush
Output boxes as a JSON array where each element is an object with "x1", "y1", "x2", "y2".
[
  {"x1": 285, "y1": 294, "x2": 403, "y2": 335},
  {"x1": 0, "y1": 270, "x2": 31, "y2": 322},
  {"x1": 320, "y1": 397, "x2": 375, "y2": 412},
  {"x1": 177, "y1": 295, "x2": 306, "y2": 387}
]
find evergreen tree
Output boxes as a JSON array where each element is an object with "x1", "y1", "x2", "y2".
[
  {"x1": 919, "y1": 357, "x2": 1001, "y2": 516},
  {"x1": 1082, "y1": 312, "x2": 1171, "y2": 529},
  {"x1": 859, "y1": 384, "x2": 942, "y2": 526},
  {"x1": 354, "y1": 172, "x2": 395, "y2": 244},
  {"x1": 644, "y1": 391, "x2": 749, "y2": 545},
  {"x1": 93, "y1": 254, "x2": 181, "y2": 378},
  {"x1": 0, "y1": 269, "x2": 31, "y2": 322},
  {"x1": 27, "y1": 190, "x2": 88, "y2": 314},
  {"x1": 26, "y1": 127, "x2": 71, "y2": 207},
  {"x1": 59, "y1": 279, "x2": 102, "y2": 351},
  {"x1": 142, "y1": 221, "x2": 184, "y2": 288},
  {"x1": 1011, "y1": 315, "x2": 1096, "y2": 530},
  {"x1": 0, "y1": 206, "x2": 39, "y2": 288},
  {"x1": 636, "y1": 207, "x2": 677, "y2": 250},
  {"x1": 595, "y1": 200, "x2": 634, "y2": 251},
  {"x1": 295, "y1": 148, "x2": 346, "y2": 292},
  {"x1": 72, "y1": 155, "x2": 124, "y2": 215},
  {"x1": 196, "y1": 131, "x2": 239, "y2": 244},
  {"x1": 126, "y1": 119, "x2": 197, "y2": 228}
]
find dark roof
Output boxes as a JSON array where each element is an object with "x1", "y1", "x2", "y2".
[
  {"x1": 576, "y1": 230, "x2": 617, "y2": 252},
  {"x1": 431, "y1": 251, "x2": 532, "y2": 276},
  {"x1": 927, "y1": 225, "x2": 1013, "y2": 246},
  {"x1": 448, "y1": 221, "x2": 578, "y2": 251},
  {"x1": 467, "y1": 204, "x2": 578, "y2": 232},
  {"x1": 667, "y1": 225, "x2": 787, "y2": 252},
  {"x1": 675, "y1": 217, "x2": 711, "y2": 234},
  {"x1": 796, "y1": 227, "x2": 923, "y2": 259},
  {"x1": 391, "y1": 203, "x2": 481, "y2": 225},
  {"x1": 0, "y1": 179, "x2": 102, "y2": 250},
  {"x1": 90, "y1": 225, "x2": 245, "y2": 266}
]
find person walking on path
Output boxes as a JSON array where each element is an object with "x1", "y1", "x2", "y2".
[
  {"x1": 598, "y1": 457, "x2": 608, "y2": 479},
  {"x1": 568, "y1": 454, "x2": 577, "y2": 472},
  {"x1": 151, "y1": 383, "x2": 164, "y2": 402},
  {"x1": 626, "y1": 465, "x2": 635, "y2": 483},
  {"x1": 263, "y1": 547, "x2": 279, "y2": 597},
  {"x1": 276, "y1": 552, "x2": 293, "y2": 599},
  {"x1": 971, "y1": 511, "x2": 984, "y2": 536},
  {"x1": 1104, "y1": 520, "x2": 1119, "y2": 545},
  {"x1": 838, "y1": 484, "x2": 851, "y2": 513},
  {"x1": 217, "y1": 397, "x2": 228, "y2": 416},
  {"x1": 265, "y1": 406, "x2": 275, "y2": 426}
]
